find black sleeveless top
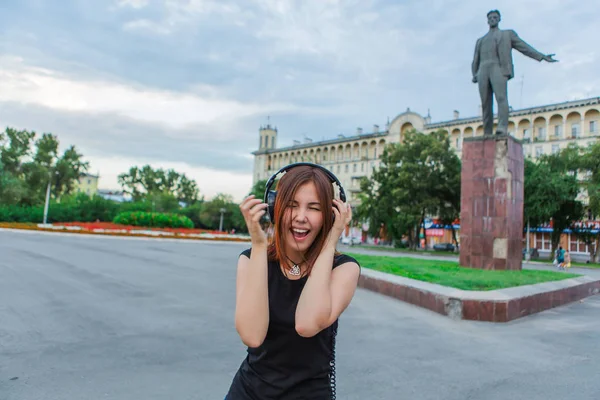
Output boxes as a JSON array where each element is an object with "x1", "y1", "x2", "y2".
[{"x1": 225, "y1": 248, "x2": 359, "y2": 400}]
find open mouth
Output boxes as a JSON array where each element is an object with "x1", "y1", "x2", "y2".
[{"x1": 291, "y1": 228, "x2": 310, "y2": 240}]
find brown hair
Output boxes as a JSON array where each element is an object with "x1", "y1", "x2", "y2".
[{"x1": 266, "y1": 165, "x2": 339, "y2": 276}]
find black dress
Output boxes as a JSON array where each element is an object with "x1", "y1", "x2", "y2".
[{"x1": 225, "y1": 248, "x2": 359, "y2": 400}]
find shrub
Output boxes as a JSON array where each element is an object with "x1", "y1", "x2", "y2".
[{"x1": 113, "y1": 211, "x2": 194, "y2": 229}]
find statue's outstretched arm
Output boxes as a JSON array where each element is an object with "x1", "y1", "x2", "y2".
[{"x1": 510, "y1": 30, "x2": 558, "y2": 62}]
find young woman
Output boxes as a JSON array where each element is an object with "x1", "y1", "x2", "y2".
[{"x1": 225, "y1": 164, "x2": 361, "y2": 399}]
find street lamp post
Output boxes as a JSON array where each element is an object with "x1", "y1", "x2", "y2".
[
  {"x1": 43, "y1": 170, "x2": 59, "y2": 225},
  {"x1": 219, "y1": 208, "x2": 226, "y2": 232}
]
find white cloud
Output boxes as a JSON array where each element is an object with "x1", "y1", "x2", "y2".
[
  {"x1": 123, "y1": 19, "x2": 171, "y2": 35},
  {"x1": 116, "y1": 0, "x2": 149, "y2": 9},
  {"x1": 0, "y1": 56, "x2": 298, "y2": 132},
  {"x1": 86, "y1": 154, "x2": 253, "y2": 202}
]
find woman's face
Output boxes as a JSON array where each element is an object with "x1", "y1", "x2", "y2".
[{"x1": 282, "y1": 181, "x2": 325, "y2": 257}]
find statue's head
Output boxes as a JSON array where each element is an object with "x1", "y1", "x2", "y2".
[{"x1": 487, "y1": 10, "x2": 501, "y2": 28}]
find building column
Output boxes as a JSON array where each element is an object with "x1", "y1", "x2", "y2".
[
  {"x1": 581, "y1": 116, "x2": 586, "y2": 137},
  {"x1": 562, "y1": 120, "x2": 567, "y2": 139}
]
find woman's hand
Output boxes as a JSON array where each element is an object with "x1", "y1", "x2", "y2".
[
  {"x1": 326, "y1": 199, "x2": 352, "y2": 247},
  {"x1": 239, "y1": 195, "x2": 268, "y2": 247}
]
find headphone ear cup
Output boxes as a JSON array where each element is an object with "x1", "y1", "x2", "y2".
[{"x1": 266, "y1": 190, "x2": 277, "y2": 223}]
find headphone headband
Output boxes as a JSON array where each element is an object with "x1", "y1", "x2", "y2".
[{"x1": 263, "y1": 162, "x2": 346, "y2": 222}]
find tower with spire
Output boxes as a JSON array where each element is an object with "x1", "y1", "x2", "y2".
[{"x1": 258, "y1": 116, "x2": 278, "y2": 151}]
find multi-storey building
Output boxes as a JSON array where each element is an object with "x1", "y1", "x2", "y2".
[
  {"x1": 252, "y1": 96, "x2": 600, "y2": 257},
  {"x1": 74, "y1": 172, "x2": 100, "y2": 196},
  {"x1": 253, "y1": 96, "x2": 599, "y2": 203}
]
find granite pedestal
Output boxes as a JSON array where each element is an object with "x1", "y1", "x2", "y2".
[{"x1": 459, "y1": 135, "x2": 524, "y2": 270}]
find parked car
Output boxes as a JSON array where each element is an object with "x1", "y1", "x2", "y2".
[
  {"x1": 341, "y1": 236, "x2": 362, "y2": 246},
  {"x1": 433, "y1": 242, "x2": 455, "y2": 252}
]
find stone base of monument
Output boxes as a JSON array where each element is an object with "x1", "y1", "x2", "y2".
[
  {"x1": 459, "y1": 134, "x2": 524, "y2": 270},
  {"x1": 357, "y1": 268, "x2": 600, "y2": 322}
]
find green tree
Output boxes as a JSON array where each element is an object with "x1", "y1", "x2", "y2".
[
  {"x1": 199, "y1": 193, "x2": 245, "y2": 232},
  {"x1": 0, "y1": 127, "x2": 36, "y2": 175},
  {"x1": 524, "y1": 155, "x2": 583, "y2": 259},
  {"x1": 118, "y1": 165, "x2": 200, "y2": 204},
  {"x1": 356, "y1": 129, "x2": 461, "y2": 249},
  {"x1": 0, "y1": 128, "x2": 88, "y2": 206},
  {"x1": 249, "y1": 179, "x2": 268, "y2": 199},
  {"x1": 577, "y1": 141, "x2": 600, "y2": 262},
  {"x1": 0, "y1": 160, "x2": 27, "y2": 204}
]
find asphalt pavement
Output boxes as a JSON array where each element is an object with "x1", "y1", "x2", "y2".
[{"x1": 1, "y1": 230, "x2": 600, "y2": 400}]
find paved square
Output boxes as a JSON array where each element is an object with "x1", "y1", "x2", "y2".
[{"x1": 1, "y1": 230, "x2": 599, "y2": 399}]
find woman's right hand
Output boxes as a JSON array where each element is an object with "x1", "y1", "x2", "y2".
[{"x1": 240, "y1": 195, "x2": 269, "y2": 246}]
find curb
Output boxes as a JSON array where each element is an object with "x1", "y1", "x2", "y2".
[
  {"x1": 357, "y1": 268, "x2": 600, "y2": 322},
  {"x1": 0, "y1": 226, "x2": 251, "y2": 243}
]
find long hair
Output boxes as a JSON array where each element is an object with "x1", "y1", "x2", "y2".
[{"x1": 266, "y1": 165, "x2": 339, "y2": 276}]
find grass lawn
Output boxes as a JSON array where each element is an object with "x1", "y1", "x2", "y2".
[
  {"x1": 347, "y1": 253, "x2": 581, "y2": 291},
  {"x1": 358, "y1": 245, "x2": 457, "y2": 257}
]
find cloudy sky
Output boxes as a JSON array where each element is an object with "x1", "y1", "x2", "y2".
[{"x1": 1, "y1": 0, "x2": 598, "y2": 201}]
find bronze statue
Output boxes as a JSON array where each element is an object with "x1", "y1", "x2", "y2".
[{"x1": 472, "y1": 10, "x2": 558, "y2": 135}]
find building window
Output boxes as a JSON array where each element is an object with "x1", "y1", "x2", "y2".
[
  {"x1": 323, "y1": 154, "x2": 327, "y2": 161},
  {"x1": 554, "y1": 124, "x2": 562, "y2": 138},
  {"x1": 571, "y1": 123, "x2": 580, "y2": 138},
  {"x1": 345, "y1": 165, "x2": 349, "y2": 173},
  {"x1": 271, "y1": 137, "x2": 275, "y2": 148},
  {"x1": 353, "y1": 163, "x2": 357, "y2": 173},
  {"x1": 87, "y1": 179, "x2": 91, "y2": 184},
  {"x1": 535, "y1": 232, "x2": 551, "y2": 251},
  {"x1": 361, "y1": 163, "x2": 365, "y2": 172},
  {"x1": 590, "y1": 120, "x2": 598, "y2": 133},
  {"x1": 535, "y1": 146, "x2": 543, "y2": 158},
  {"x1": 569, "y1": 234, "x2": 588, "y2": 254},
  {"x1": 523, "y1": 128, "x2": 531, "y2": 140},
  {"x1": 552, "y1": 144, "x2": 560, "y2": 154},
  {"x1": 537, "y1": 127, "x2": 546, "y2": 140},
  {"x1": 337, "y1": 165, "x2": 340, "y2": 174}
]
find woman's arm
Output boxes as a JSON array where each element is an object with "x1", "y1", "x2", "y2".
[
  {"x1": 295, "y1": 199, "x2": 360, "y2": 337},
  {"x1": 295, "y1": 245, "x2": 360, "y2": 337},
  {"x1": 234, "y1": 245, "x2": 270, "y2": 348},
  {"x1": 234, "y1": 195, "x2": 270, "y2": 348}
]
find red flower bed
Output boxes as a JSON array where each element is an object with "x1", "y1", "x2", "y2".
[{"x1": 61, "y1": 222, "x2": 225, "y2": 235}]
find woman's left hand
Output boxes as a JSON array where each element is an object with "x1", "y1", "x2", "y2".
[{"x1": 327, "y1": 199, "x2": 352, "y2": 245}]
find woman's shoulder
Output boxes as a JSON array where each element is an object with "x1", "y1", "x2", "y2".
[{"x1": 333, "y1": 252, "x2": 360, "y2": 269}]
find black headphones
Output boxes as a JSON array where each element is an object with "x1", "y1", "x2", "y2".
[{"x1": 264, "y1": 162, "x2": 347, "y2": 223}]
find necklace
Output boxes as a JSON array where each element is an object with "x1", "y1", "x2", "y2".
[{"x1": 285, "y1": 256, "x2": 302, "y2": 276}]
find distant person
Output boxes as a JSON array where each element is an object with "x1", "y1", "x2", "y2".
[
  {"x1": 564, "y1": 249, "x2": 571, "y2": 269},
  {"x1": 556, "y1": 246, "x2": 566, "y2": 270},
  {"x1": 225, "y1": 163, "x2": 361, "y2": 399}
]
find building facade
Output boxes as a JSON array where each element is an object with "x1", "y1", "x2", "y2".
[
  {"x1": 75, "y1": 173, "x2": 99, "y2": 196},
  {"x1": 252, "y1": 97, "x2": 600, "y2": 257},
  {"x1": 253, "y1": 96, "x2": 600, "y2": 204}
]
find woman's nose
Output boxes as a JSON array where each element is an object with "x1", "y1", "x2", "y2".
[{"x1": 294, "y1": 208, "x2": 307, "y2": 221}]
